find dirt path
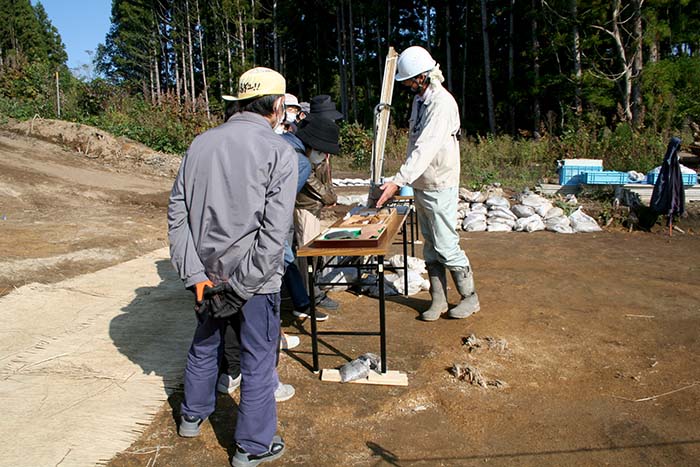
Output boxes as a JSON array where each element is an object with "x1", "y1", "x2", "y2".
[{"x1": 0, "y1": 127, "x2": 698, "y2": 466}]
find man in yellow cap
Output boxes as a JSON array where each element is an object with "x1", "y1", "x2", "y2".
[{"x1": 168, "y1": 66, "x2": 296, "y2": 466}]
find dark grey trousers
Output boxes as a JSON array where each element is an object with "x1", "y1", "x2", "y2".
[{"x1": 181, "y1": 293, "x2": 280, "y2": 455}]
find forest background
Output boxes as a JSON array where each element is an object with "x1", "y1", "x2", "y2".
[{"x1": 1, "y1": 0, "x2": 700, "y2": 189}]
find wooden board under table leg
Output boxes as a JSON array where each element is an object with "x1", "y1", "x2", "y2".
[{"x1": 320, "y1": 369, "x2": 408, "y2": 386}]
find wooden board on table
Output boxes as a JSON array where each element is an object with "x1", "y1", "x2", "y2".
[
  {"x1": 321, "y1": 368, "x2": 408, "y2": 386},
  {"x1": 311, "y1": 208, "x2": 397, "y2": 248}
]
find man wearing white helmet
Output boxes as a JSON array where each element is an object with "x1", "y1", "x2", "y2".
[
  {"x1": 169, "y1": 66, "x2": 295, "y2": 466},
  {"x1": 377, "y1": 45, "x2": 480, "y2": 322}
]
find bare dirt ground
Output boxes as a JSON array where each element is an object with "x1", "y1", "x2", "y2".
[{"x1": 1, "y1": 123, "x2": 699, "y2": 466}]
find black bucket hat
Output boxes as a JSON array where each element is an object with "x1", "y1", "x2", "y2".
[
  {"x1": 307, "y1": 94, "x2": 343, "y2": 121},
  {"x1": 296, "y1": 117, "x2": 340, "y2": 155}
]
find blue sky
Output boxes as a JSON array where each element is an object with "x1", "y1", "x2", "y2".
[{"x1": 34, "y1": 0, "x2": 112, "y2": 77}]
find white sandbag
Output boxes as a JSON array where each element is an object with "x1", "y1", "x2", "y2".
[
  {"x1": 463, "y1": 212, "x2": 487, "y2": 229},
  {"x1": 461, "y1": 190, "x2": 485, "y2": 203},
  {"x1": 511, "y1": 204, "x2": 536, "y2": 218},
  {"x1": 458, "y1": 201, "x2": 471, "y2": 211},
  {"x1": 470, "y1": 203, "x2": 488, "y2": 214},
  {"x1": 487, "y1": 222, "x2": 513, "y2": 232},
  {"x1": 525, "y1": 218, "x2": 546, "y2": 232},
  {"x1": 569, "y1": 207, "x2": 602, "y2": 233},
  {"x1": 515, "y1": 214, "x2": 542, "y2": 232},
  {"x1": 534, "y1": 202, "x2": 554, "y2": 218},
  {"x1": 544, "y1": 206, "x2": 565, "y2": 220},
  {"x1": 488, "y1": 206, "x2": 517, "y2": 220},
  {"x1": 546, "y1": 223, "x2": 574, "y2": 234},
  {"x1": 520, "y1": 193, "x2": 550, "y2": 208},
  {"x1": 485, "y1": 196, "x2": 510, "y2": 209},
  {"x1": 487, "y1": 216, "x2": 515, "y2": 227},
  {"x1": 464, "y1": 220, "x2": 487, "y2": 232},
  {"x1": 387, "y1": 270, "x2": 427, "y2": 295},
  {"x1": 545, "y1": 215, "x2": 570, "y2": 228}
]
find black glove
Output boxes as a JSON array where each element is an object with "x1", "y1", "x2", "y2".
[{"x1": 203, "y1": 282, "x2": 246, "y2": 319}]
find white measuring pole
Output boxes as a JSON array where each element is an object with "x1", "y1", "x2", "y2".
[{"x1": 368, "y1": 47, "x2": 398, "y2": 206}]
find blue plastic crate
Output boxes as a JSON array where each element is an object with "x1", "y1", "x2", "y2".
[
  {"x1": 583, "y1": 171, "x2": 629, "y2": 185},
  {"x1": 558, "y1": 165, "x2": 603, "y2": 185},
  {"x1": 646, "y1": 172, "x2": 697, "y2": 186}
]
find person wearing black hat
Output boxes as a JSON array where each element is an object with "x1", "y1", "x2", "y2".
[
  {"x1": 291, "y1": 117, "x2": 341, "y2": 319},
  {"x1": 305, "y1": 94, "x2": 344, "y2": 122}
]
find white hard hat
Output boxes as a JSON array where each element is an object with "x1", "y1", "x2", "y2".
[
  {"x1": 284, "y1": 93, "x2": 301, "y2": 109},
  {"x1": 395, "y1": 46, "x2": 436, "y2": 81}
]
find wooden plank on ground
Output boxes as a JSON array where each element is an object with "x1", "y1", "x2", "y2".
[{"x1": 321, "y1": 369, "x2": 408, "y2": 386}]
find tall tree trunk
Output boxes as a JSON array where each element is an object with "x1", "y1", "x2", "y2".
[
  {"x1": 337, "y1": 0, "x2": 348, "y2": 119},
  {"x1": 611, "y1": 0, "x2": 633, "y2": 122},
  {"x1": 531, "y1": 0, "x2": 541, "y2": 135},
  {"x1": 224, "y1": 8, "x2": 233, "y2": 92},
  {"x1": 425, "y1": 0, "x2": 432, "y2": 51},
  {"x1": 631, "y1": 0, "x2": 644, "y2": 127},
  {"x1": 571, "y1": 0, "x2": 582, "y2": 115},
  {"x1": 348, "y1": 0, "x2": 358, "y2": 122},
  {"x1": 362, "y1": 15, "x2": 373, "y2": 123},
  {"x1": 175, "y1": 40, "x2": 182, "y2": 103},
  {"x1": 186, "y1": 0, "x2": 196, "y2": 112},
  {"x1": 272, "y1": 0, "x2": 279, "y2": 70},
  {"x1": 236, "y1": 0, "x2": 246, "y2": 67},
  {"x1": 508, "y1": 0, "x2": 516, "y2": 135},
  {"x1": 461, "y1": 3, "x2": 468, "y2": 125},
  {"x1": 480, "y1": 0, "x2": 496, "y2": 133},
  {"x1": 251, "y1": 0, "x2": 256, "y2": 65},
  {"x1": 149, "y1": 58, "x2": 155, "y2": 104},
  {"x1": 649, "y1": 36, "x2": 659, "y2": 63},
  {"x1": 446, "y1": 1, "x2": 453, "y2": 91},
  {"x1": 154, "y1": 50, "x2": 161, "y2": 105},
  {"x1": 387, "y1": 0, "x2": 391, "y2": 44},
  {"x1": 195, "y1": 0, "x2": 210, "y2": 119},
  {"x1": 181, "y1": 42, "x2": 189, "y2": 104}
]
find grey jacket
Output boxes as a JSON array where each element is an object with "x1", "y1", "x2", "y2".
[{"x1": 168, "y1": 112, "x2": 298, "y2": 300}]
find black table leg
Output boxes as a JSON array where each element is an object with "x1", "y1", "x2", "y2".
[
  {"x1": 378, "y1": 254, "x2": 387, "y2": 374},
  {"x1": 410, "y1": 204, "x2": 416, "y2": 257},
  {"x1": 402, "y1": 221, "x2": 408, "y2": 296},
  {"x1": 307, "y1": 258, "x2": 319, "y2": 373}
]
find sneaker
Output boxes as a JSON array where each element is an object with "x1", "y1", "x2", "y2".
[
  {"x1": 179, "y1": 415, "x2": 206, "y2": 437},
  {"x1": 275, "y1": 382, "x2": 295, "y2": 402},
  {"x1": 280, "y1": 333, "x2": 300, "y2": 350},
  {"x1": 316, "y1": 294, "x2": 339, "y2": 310},
  {"x1": 217, "y1": 373, "x2": 242, "y2": 394},
  {"x1": 231, "y1": 435, "x2": 285, "y2": 467},
  {"x1": 292, "y1": 307, "x2": 329, "y2": 321}
]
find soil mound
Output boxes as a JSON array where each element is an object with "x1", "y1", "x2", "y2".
[{"x1": 3, "y1": 117, "x2": 182, "y2": 177}]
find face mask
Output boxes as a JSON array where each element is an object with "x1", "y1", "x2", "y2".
[
  {"x1": 285, "y1": 112, "x2": 297, "y2": 124},
  {"x1": 309, "y1": 149, "x2": 326, "y2": 165}
]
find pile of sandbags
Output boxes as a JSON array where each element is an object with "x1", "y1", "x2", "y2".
[{"x1": 456, "y1": 189, "x2": 601, "y2": 234}]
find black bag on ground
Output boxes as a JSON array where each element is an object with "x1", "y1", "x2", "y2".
[{"x1": 197, "y1": 283, "x2": 246, "y2": 319}]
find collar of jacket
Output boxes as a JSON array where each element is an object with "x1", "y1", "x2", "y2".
[
  {"x1": 229, "y1": 111, "x2": 274, "y2": 130},
  {"x1": 416, "y1": 85, "x2": 435, "y2": 106}
]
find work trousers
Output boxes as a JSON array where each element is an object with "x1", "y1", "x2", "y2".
[
  {"x1": 181, "y1": 293, "x2": 281, "y2": 455},
  {"x1": 414, "y1": 187, "x2": 470, "y2": 270}
]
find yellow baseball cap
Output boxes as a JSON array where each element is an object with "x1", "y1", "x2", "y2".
[{"x1": 222, "y1": 67, "x2": 286, "y2": 101}]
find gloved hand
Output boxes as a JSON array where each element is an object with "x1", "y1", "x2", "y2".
[{"x1": 194, "y1": 279, "x2": 215, "y2": 303}]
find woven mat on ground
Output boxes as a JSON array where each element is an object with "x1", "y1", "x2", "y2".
[{"x1": 0, "y1": 248, "x2": 192, "y2": 467}]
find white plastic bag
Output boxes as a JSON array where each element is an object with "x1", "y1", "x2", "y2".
[
  {"x1": 569, "y1": 207, "x2": 602, "y2": 233},
  {"x1": 511, "y1": 204, "x2": 536, "y2": 218}
]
